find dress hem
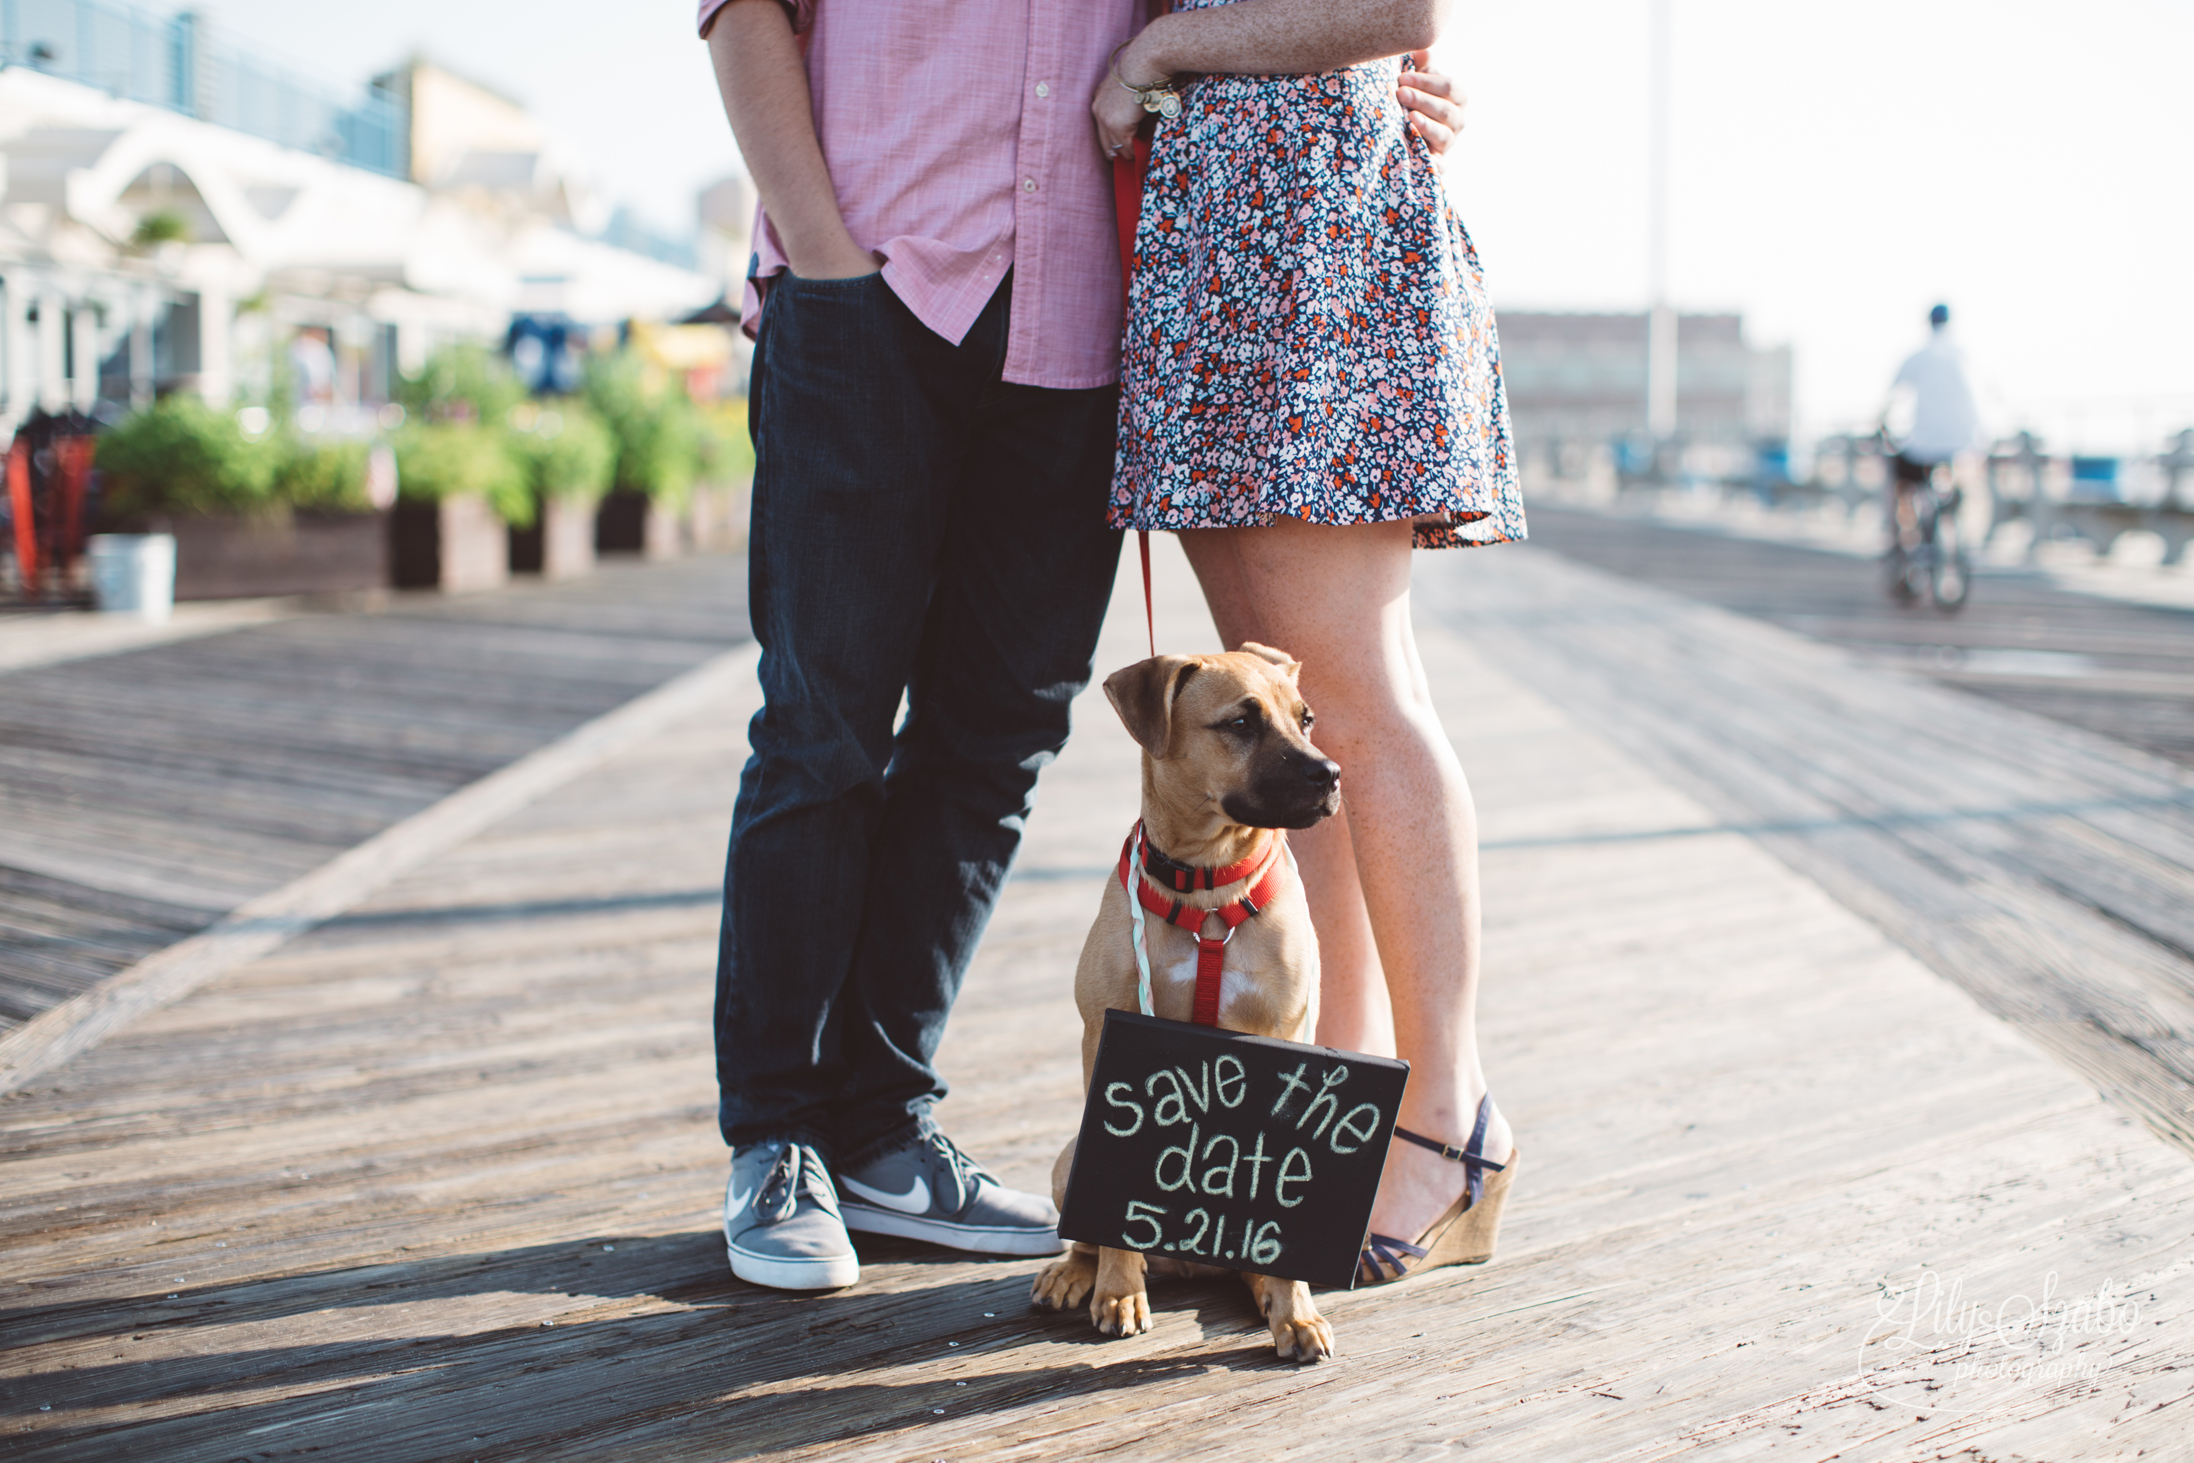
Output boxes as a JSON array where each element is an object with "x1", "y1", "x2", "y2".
[{"x1": 1107, "y1": 503, "x2": 1528, "y2": 551}]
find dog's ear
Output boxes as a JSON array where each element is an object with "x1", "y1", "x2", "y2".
[
  {"x1": 1104, "y1": 655, "x2": 1201, "y2": 758},
  {"x1": 1237, "y1": 642, "x2": 1302, "y2": 682}
]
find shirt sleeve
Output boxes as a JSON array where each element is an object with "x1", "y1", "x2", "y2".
[{"x1": 698, "y1": 0, "x2": 814, "y2": 38}]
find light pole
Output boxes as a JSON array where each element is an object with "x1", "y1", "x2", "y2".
[{"x1": 1645, "y1": 0, "x2": 1676, "y2": 447}]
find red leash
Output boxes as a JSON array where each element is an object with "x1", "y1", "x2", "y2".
[
  {"x1": 1137, "y1": 529, "x2": 1154, "y2": 660},
  {"x1": 1118, "y1": 822, "x2": 1287, "y2": 1027},
  {"x1": 1114, "y1": 140, "x2": 1157, "y2": 660},
  {"x1": 1112, "y1": 24, "x2": 1270, "y2": 1027},
  {"x1": 1111, "y1": 140, "x2": 1149, "y2": 308}
]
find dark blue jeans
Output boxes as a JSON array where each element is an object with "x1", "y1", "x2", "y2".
[{"x1": 716, "y1": 272, "x2": 1121, "y2": 1167}]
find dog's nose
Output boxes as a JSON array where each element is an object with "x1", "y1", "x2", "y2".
[{"x1": 1302, "y1": 757, "x2": 1340, "y2": 789}]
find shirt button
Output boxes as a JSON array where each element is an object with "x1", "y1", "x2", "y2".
[
  {"x1": 1022, "y1": 178, "x2": 1037, "y2": 193},
  {"x1": 1035, "y1": 81, "x2": 1050, "y2": 98}
]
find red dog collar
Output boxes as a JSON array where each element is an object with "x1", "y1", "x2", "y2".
[{"x1": 1138, "y1": 830, "x2": 1270, "y2": 892}]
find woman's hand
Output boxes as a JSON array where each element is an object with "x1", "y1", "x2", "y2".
[
  {"x1": 1398, "y1": 51, "x2": 1466, "y2": 155},
  {"x1": 1093, "y1": 31, "x2": 1166, "y2": 160}
]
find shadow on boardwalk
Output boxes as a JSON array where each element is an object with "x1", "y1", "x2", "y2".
[
  {"x1": 2, "y1": 533, "x2": 2190, "y2": 1460},
  {"x1": 4, "y1": 1230, "x2": 1279, "y2": 1460}
]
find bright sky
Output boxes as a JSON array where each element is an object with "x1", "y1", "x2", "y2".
[
  {"x1": 210, "y1": 0, "x2": 2194, "y2": 451},
  {"x1": 1435, "y1": 0, "x2": 2194, "y2": 449}
]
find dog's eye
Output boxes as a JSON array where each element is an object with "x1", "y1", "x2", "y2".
[
  {"x1": 1214, "y1": 705, "x2": 1262, "y2": 737},
  {"x1": 1300, "y1": 710, "x2": 1314, "y2": 729}
]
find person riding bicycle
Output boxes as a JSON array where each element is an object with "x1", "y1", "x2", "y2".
[
  {"x1": 1885, "y1": 302, "x2": 1981, "y2": 512},
  {"x1": 1879, "y1": 303, "x2": 1981, "y2": 607}
]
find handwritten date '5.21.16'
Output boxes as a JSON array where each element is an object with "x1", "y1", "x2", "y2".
[{"x1": 1121, "y1": 1199, "x2": 1285, "y2": 1265}]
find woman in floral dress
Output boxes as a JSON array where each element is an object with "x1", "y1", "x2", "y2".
[{"x1": 1097, "y1": 0, "x2": 1524, "y2": 1284}]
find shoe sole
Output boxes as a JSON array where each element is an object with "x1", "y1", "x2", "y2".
[
  {"x1": 840, "y1": 1200, "x2": 1065, "y2": 1256},
  {"x1": 725, "y1": 1235, "x2": 861, "y2": 1290}
]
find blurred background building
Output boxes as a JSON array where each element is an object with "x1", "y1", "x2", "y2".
[
  {"x1": 0, "y1": 0, "x2": 749, "y2": 436},
  {"x1": 1500, "y1": 310, "x2": 1792, "y2": 485}
]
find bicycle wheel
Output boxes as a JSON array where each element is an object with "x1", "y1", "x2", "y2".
[
  {"x1": 1884, "y1": 545, "x2": 1919, "y2": 604},
  {"x1": 1930, "y1": 514, "x2": 1970, "y2": 611}
]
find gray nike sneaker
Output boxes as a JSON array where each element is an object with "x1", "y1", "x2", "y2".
[
  {"x1": 835, "y1": 1128, "x2": 1063, "y2": 1256},
  {"x1": 723, "y1": 1139, "x2": 860, "y2": 1290}
]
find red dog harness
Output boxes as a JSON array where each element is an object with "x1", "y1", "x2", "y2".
[{"x1": 1117, "y1": 822, "x2": 1288, "y2": 1027}]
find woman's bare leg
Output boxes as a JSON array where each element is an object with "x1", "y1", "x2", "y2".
[
  {"x1": 1177, "y1": 522, "x2": 1511, "y2": 1244},
  {"x1": 1179, "y1": 530, "x2": 1396, "y2": 1057}
]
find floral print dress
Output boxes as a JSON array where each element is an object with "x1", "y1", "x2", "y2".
[{"x1": 1110, "y1": 15, "x2": 1525, "y2": 549}]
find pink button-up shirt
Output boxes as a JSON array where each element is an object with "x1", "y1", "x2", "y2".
[{"x1": 698, "y1": 0, "x2": 1139, "y2": 390}]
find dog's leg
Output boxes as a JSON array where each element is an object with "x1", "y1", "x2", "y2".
[
  {"x1": 1032, "y1": 1138, "x2": 1103, "y2": 1313},
  {"x1": 1031, "y1": 1241, "x2": 1100, "y2": 1313},
  {"x1": 1049, "y1": 1136, "x2": 1078, "y2": 1211},
  {"x1": 1244, "y1": 1273, "x2": 1334, "y2": 1362},
  {"x1": 1089, "y1": 1245, "x2": 1152, "y2": 1337}
]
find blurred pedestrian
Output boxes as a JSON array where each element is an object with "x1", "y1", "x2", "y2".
[
  {"x1": 1885, "y1": 302, "x2": 1982, "y2": 516},
  {"x1": 697, "y1": 0, "x2": 1470, "y2": 1293}
]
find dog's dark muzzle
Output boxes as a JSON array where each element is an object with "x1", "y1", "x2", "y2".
[{"x1": 1221, "y1": 752, "x2": 1342, "y2": 830}]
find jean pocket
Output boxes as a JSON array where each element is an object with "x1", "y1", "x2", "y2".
[
  {"x1": 775, "y1": 269, "x2": 887, "y2": 294},
  {"x1": 761, "y1": 270, "x2": 888, "y2": 341}
]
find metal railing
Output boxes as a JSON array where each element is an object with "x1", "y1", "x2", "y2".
[{"x1": 0, "y1": 0, "x2": 404, "y2": 177}]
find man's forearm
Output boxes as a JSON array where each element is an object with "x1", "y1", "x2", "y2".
[
  {"x1": 1129, "y1": 0, "x2": 1450, "y2": 82},
  {"x1": 705, "y1": 0, "x2": 877, "y2": 279}
]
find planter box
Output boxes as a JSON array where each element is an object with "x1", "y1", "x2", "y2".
[
  {"x1": 595, "y1": 489, "x2": 681, "y2": 560},
  {"x1": 509, "y1": 495, "x2": 598, "y2": 580},
  {"x1": 686, "y1": 478, "x2": 751, "y2": 553},
  {"x1": 149, "y1": 510, "x2": 390, "y2": 601},
  {"x1": 391, "y1": 495, "x2": 509, "y2": 593}
]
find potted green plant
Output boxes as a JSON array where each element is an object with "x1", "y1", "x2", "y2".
[
  {"x1": 388, "y1": 420, "x2": 526, "y2": 592},
  {"x1": 506, "y1": 403, "x2": 616, "y2": 579},
  {"x1": 94, "y1": 396, "x2": 389, "y2": 599},
  {"x1": 584, "y1": 351, "x2": 701, "y2": 559},
  {"x1": 389, "y1": 344, "x2": 533, "y2": 591},
  {"x1": 687, "y1": 397, "x2": 755, "y2": 553}
]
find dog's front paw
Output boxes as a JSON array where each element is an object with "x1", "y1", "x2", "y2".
[
  {"x1": 1030, "y1": 1250, "x2": 1097, "y2": 1312},
  {"x1": 1271, "y1": 1312, "x2": 1335, "y2": 1362},
  {"x1": 1090, "y1": 1287, "x2": 1152, "y2": 1337},
  {"x1": 1250, "y1": 1275, "x2": 1334, "y2": 1362}
]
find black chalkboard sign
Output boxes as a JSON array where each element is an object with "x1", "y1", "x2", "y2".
[{"x1": 1056, "y1": 1010, "x2": 1411, "y2": 1289}]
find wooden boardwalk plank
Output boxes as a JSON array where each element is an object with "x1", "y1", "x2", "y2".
[
  {"x1": 0, "y1": 558, "x2": 750, "y2": 1033},
  {"x1": 1526, "y1": 505, "x2": 2194, "y2": 767},
  {"x1": 4, "y1": 541, "x2": 2194, "y2": 1463},
  {"x1": 1430, "y1": 536, "x2": 2194, "y2": 1158},
  {"x1": 1, "y1": 538, "x2": 2189, "y2": 1459}
]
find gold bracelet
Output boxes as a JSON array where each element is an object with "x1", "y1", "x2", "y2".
[{"x1": 1110, "y1": 40, "x2": 1183, "y2": 119}]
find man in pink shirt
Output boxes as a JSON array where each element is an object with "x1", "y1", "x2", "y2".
[{"x1": 699, "y1": 0, "x2": 1467, "y2": 1292}]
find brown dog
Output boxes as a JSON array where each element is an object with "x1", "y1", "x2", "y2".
[{"x1": 1030, "y1": 643, "x2": 1343, "y2": 1361}]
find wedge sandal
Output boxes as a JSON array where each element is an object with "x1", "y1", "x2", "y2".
[{"x1": 1357, "y1": 1093, "x2": 1518, "y2": 1287}]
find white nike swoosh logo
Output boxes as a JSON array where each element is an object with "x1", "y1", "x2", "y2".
[{"x1": 838, "y1": 1172, "x2": 931, "y2": 1215}]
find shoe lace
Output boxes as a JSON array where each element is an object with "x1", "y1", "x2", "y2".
[
  {"x1": 927, "y1": 1130, "x2": 995, "y2": 1209},
  {"x1": 755, "y1": 1144, "x2": 802, "y2": 1224}
]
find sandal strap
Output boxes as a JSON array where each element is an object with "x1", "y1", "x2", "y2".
[
  {"x1": 1393, "y1": 1093, "x2": 1506, "y2": 1207},
  {"x1": 1358, "y1": 1231, "x2": 1429, "y2": 1284}
]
